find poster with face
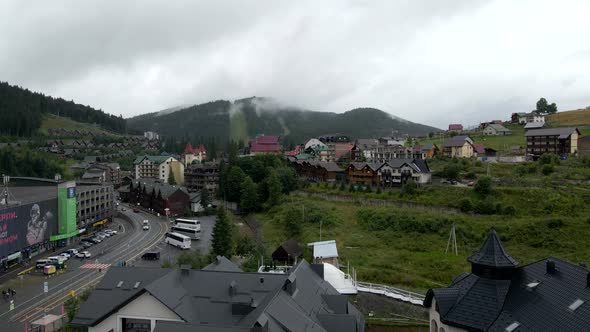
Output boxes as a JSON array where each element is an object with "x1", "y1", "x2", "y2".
[{"x1": 0, "y1": 199, "x2": 58, "y2": 257}]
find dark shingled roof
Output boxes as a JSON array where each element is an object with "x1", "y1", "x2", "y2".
[
  {"x1": 202, "y1": 256, "x2": 243, "y2": 272},
  {"x1": 73, "y1": 260, "x2": 364, "y2": 331},
  {"x1": 425, "y1": 228, "x2": 590, "y2": 331},
  {"x1": 131, "y1": 179, "x2": 188, "y2": 199},
  {"x1": 468, "y1": 228, "x2": 519, "y2": 268}
]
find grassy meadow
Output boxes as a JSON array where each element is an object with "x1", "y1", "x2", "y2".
[{"x1": 257, "y1": 158, "x2": 590, "y2": 293}]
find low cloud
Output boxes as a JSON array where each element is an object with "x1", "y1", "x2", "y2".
[{"x1": 1, "y1": 0, "x2": 589, "y2": 128}]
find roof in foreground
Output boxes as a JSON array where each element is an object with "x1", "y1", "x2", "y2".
[
  {"x1": 73, "y1": 260, "x2": 364, "y2": 332},
  {"x1": 425, "y1": 228, "x2": 590, "y2": 332}
]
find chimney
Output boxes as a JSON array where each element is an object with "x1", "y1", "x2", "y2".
[
  {"x1": 181, "y1": 264, "x2": 191, "y2": 276},
  {"x1": 546, "y1": 260, "x2": 556, "y2": 274},
  {"x1": 311, "y1": 264, "x2": 324, "y2": 279},
  {"x1": 283, "y1": 275, "x2": 297, "y2": 296}
]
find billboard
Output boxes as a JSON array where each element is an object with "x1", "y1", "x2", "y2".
[{"x1": 0, "y1": 199, "x2": 58, "y2": 258}]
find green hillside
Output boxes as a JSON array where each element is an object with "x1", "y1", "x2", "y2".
[
  {"x1": 0, "y1": 81, "x2": 126, "y2": 136},
  {"x1": 40, "y1": 114, "x2": 121, "y2": 137},
  {"x1": 547, "y1": 108, "x2": 590, "y2": 126},
  {"x1": 128, "y1": 97, "x2": 441, "y2": 147}
]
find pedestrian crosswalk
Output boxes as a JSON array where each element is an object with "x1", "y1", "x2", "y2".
[{"x1": 80, "y1": 263, "x2": 111, "y2": 269}]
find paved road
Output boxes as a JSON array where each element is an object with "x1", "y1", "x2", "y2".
[
  {"x1": 134, "y1": 215, "x2": 216, "y2": 268},
  {"x1": 0, "y1": 206, "x2": 169, "y2": 331}
]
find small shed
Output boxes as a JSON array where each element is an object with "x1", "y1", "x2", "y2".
[
  {"x1": 31, "y1": 314, "x2": 64, "y2": 332},
  {"x1": 272, "y1": 239, "x2": 303, "y2": 265},
  {"x1": 308, "y1": 240, "x2": 339, "y2": 267}
]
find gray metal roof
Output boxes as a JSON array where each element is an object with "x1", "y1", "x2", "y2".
[
  {"x1": 202, "y1": 256, "x2": 243, "y2": 272},
  {"x1": 524, "y1": 127, "x2": 580, "y2": 138},
  {"x1": 468, "y1": 228, "x2": 519, "y2": 268},
  {"x1": 73, "y1": 260, "x2": 364, "y2": 331}
]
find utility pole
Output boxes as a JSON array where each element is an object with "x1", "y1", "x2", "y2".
[{"x1": 446, "y1": 224, "x2": 458, "y2": 255}]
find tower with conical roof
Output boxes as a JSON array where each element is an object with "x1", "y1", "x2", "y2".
[{"x1": 468, "y1": 227, "x2": 519, "y2": 279}]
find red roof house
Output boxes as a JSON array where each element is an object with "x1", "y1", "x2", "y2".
[
  {"x1": 472, "y1": 143, "x2": 485, "y2": 155},
  {"x1": 448, "y1": 124, "x2": 464, "y2": 132},
  {"x1": 249, "y1": 135, "x2": 281, "y2": 155}
]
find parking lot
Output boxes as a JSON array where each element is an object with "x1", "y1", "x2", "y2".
[{"x1": 134, "y1": 215, "x2": 216, "y2": 268}]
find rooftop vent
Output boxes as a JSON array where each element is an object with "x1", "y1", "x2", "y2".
[
  {"x1": 133, "y1": 281, "x2": 141, "y2": 289},
  {"x1": 569, "y1": 299, "x2": 584, "y2": 312},
  {"x1": 505, "y1": 321, "x2": 520, "y2": 332},
  {"x1": 526, "y1": 281, "x2": 541, "y2": 291},
  {"x1": 546, "y1": 260, "x2": 556, "y2": 274},
  {"x1": 229, "y1": 280, "x2": 237, "y2": 296},
  {"x1": 116, "y1": 281, "x2": 124, "y2": 288}
]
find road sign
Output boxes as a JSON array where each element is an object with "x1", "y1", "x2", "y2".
[{"x1": 43, "y1": 281, "x2": 48, "y2": 293}]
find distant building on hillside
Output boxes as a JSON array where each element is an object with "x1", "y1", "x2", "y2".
[
  {"x1": 442, "y1": 136, "x2": 474, "y2": 158},
  {"x1": 448, "y1": 124, "x2": 463, "y2": 133},
  {"x1": 184, "y1": 161, "x2": 220, "y2": 194},
  {"x1": 143, "y1": 131, "x2": 159, "y2": 141},
  {"x1": 249, "y1": 134, "x2": 281, "y2": 155},
  {"x1": 128, "y1": 179, "x2": 189, "y2": 216},
  {"x1": 525, "y1": 127, "x2": 580, "y2": 158},
  {"x1": 425, "y1": 228, "x2": 590, "y2": 332},
  {"x1": 524, "y1": 121, "x2": 546, "y2": 130},
  {"x1": 133, "y1": 155, "x2": 178, "y2": 182},
  {"x1": 182, "y1": 143, "x2": 207, "y2": 166},
  {"x1": 483, "y1": 124, "x2": 512, "y2": 136},
  {"x1": 513, "y1": 112, "x2": 546, "y2": 124}
]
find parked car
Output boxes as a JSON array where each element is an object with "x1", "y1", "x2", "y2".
[
  {"x1": 143, "y1": 224, "x2": 150, "y2": 231},
  {"x1": 76, "y1": 251, "x2": 91, "y2": 258},
  {"x1": 98, "y1": 232, "x2": 111, "y2": 238},
  {"x1": 58, "y1": 253, "x2": 70, "y2": 260},
  {"x1": 88, "y1": 237, "x2": 101, "y2": 244},
  {"x1": 143, "y1": 220, "x2": 149, "y2": 225},
  {"x1": 80, "y1": 241, "x2": 93, "y2": 248},
  {"x1": 141, "y1": 251, "x2": 160, "y2": 260},
  {"x1": 36, "y1": 259, "x2": 50, "y2": 269},
  {"x1": 104, "y1": 229, "x2": 117, "y2": 235},
  {"x1": 133, "y1": 208, "x2": 139, "y2": 213},
  {"x1": 95, "y1": 234, "x2": 106, "y2": 240},
  {"x1": 65, "y1": 249, "x2": 79, "y2": 256},
  {"x1": 121, "y1": 207, "x2": 127, "y2": 211}
]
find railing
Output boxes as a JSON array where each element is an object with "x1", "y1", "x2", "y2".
[{"x1": 356, "y1": 281, "x2": 425, "y2": 306}]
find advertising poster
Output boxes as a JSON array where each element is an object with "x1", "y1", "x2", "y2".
[{"x1": 0, "y1": 199, "x2": 58, "y2": 257}]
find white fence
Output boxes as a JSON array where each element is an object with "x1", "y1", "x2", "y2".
[{"x1": 356, "y1": 281, "x2": 425, "y2": 306}]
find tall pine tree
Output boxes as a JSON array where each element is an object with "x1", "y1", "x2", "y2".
[{"x1": 211, "y1": 207, "x2": 233, "y2": 258}]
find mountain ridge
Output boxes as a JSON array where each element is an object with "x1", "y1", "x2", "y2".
[{"x1": 127, "y1": 97, "x2": 441, "y2": 147}]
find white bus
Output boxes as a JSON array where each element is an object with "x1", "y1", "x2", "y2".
[
  {"x1": 171, "y1": 226, "x2": 201, "y2": 240},
  {"x1": 165, "y1": 232, "x2": 191, "y2": 249},
  {"x1": 174, "y1": 218, "x2": 200, "y2": 230}
]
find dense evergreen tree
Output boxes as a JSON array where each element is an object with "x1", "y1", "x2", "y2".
[
  {"x1": 211, "y1": 207, "x2": 233, "y2": 258},
  {"x1": 240, "y1": 176, "x2": 259, "y2": 212},
  {"x1": 266, "y1": 170, "x2": 282, "y2": 207}
]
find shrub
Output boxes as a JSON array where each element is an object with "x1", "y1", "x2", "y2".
[
  {"x1": 376, "y1": 186, "x2": 382, "y2": 194},
  {"x1": 331, "y1": 182, "x2": 337, "y2": 190},
  {"x1": 503, "y1": 205, "x2": 516, "y2": 216},
  {"x1": 542, "y1": 164, "x2": 554, "y2": 175},
  {"x1": 339, "y1": 182, "x2": 346, "y2": 191},
  {"x1": 546, "y1": 218, "x2": 564, "y2": 229},
  {"x1": 465, "y1": 171, "x2": 476, "y2": 180},
  {"x1": 514, "y1": 165, "x2": 527, "y2": 177},
  {"x1": 348, "y1": 183, "x2": 355, "y2": 192},
  {"x1": 539, "y1": 153, "x2": 560, "y2": 165},
  {"x1": 401, "y1": 179, "x2": 417, "y2": 196},
  {"x1": 443, "y1": 164, "x2": 461, "y2": 180},
  {"x1": 235, "y1": 235, "x2": 256, "y2": 256},
  {"x1": 527, "y1": 164, "x2": 537, "y2": 174},
  {"x1": 475, "y1": 161, "x2": 482, "y2": 167},
  {"x1": 459, "y1": 198, "x2": 473, "y2": 212},
  {"x1": 474, "y1": 196, "x2": 497, "y2": 214},
  {"x1": 365, "y1": 185, "x2": 372, "y2": 193},
  {"x1": 474, "y1": 176, "x2": 493, "y2": 196}
]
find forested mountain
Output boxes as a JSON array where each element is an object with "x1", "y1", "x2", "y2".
[
  {"x1": 128, "y1": 97, "x2": 440, "y2": 148},
  {"x1": 0, "y1": 82, "x2": 126, "y2": 136}
]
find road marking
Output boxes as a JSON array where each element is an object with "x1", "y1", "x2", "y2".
[{"x1": 80, "y1": 263, "x2": 111, "y2": 269}]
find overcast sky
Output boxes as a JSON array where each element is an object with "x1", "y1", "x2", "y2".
[{"x1": 1, "y1": 0, "x2": 589, "y2": 128}]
